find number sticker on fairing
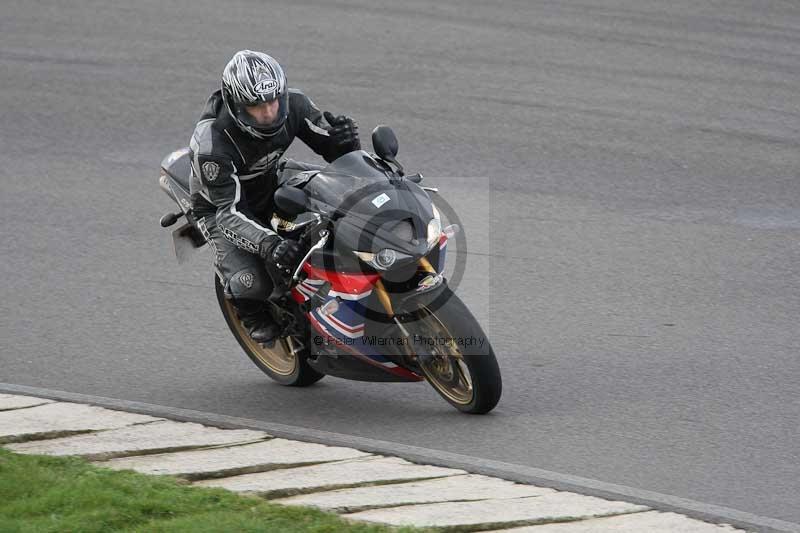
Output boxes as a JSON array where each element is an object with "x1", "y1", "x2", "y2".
[{"x1": 372, "y1": 193, "x2": 390, "y2": 208}]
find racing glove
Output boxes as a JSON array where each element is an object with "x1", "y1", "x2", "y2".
[
  {"x1": 262, "y1": 238, "x2": 304, "y2": 273},
  {"x1": 324, "y1": 111, "x2": 361, "y2": 152}
]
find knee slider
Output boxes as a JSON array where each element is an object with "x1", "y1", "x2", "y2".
[{"x1": 227, "y1": 268, "x2": 269, "y2": 301}]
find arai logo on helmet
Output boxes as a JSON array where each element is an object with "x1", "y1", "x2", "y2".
[{"x1": 253, "y1": 79, "x2": 279, "y2": 95}]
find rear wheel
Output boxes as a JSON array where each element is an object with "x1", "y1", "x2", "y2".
[
  {"x1": 401, "y1": 287, "x2": 501, "y2": 414},
  {"x1": 215, "y1": 276, "x2": 324, "y2": 386}
]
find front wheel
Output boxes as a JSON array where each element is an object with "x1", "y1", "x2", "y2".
[
  {"x1": 402, "y1": 287, "x2": 502, "y2": 414},
  {"x1": 215, "y1": 276, "x2": 324, "y2": 387}
]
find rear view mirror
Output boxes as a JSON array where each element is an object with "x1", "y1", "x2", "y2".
[{"x1": 372, "y1": 125, "x2": 399, "y2": 160}]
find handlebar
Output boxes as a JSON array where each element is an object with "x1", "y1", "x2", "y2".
[{"x1": 266, "y1": 214, "x2": 331, "y2": 303}]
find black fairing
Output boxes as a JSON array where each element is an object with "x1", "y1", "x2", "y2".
[
  {"x1": 160, "y1": 148, "x2": 192, "y2": 193},
  {"x1": 306, "y1": 353, "x2": 417, "y2": 382},
  {"x1": 301, "y1": 151, "x2": 435, "y2": 266},
  {"x1": 273, "y1": 186, "x2": 309, "y2": 218}
]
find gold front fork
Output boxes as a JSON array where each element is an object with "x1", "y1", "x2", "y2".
[
  {"x1": 419, "y1": 257, "x2": 436, "y2": 274},
  {"x1": 374, "y1": 258, "x2": 437, "y2": 317}
]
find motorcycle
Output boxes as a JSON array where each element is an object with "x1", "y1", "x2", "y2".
[{"x1": 157, "y1": 126, "x2": 501, "y2": 414}]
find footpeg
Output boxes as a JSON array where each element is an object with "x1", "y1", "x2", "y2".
[{"x1": 160, "y1": 211, "x2": 184, "y2": 227}]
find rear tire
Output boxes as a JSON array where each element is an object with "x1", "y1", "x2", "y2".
[
  {"x1": 403, "y1": 287, "x2": 502, "y2": 414},
  {"x1": 215, "y1": 276, "x2": 324, "y2": 387}
]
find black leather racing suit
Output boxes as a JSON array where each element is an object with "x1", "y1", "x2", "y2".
[{"x1": 188, "y1": 89, "x2": 351, "y2": 305}]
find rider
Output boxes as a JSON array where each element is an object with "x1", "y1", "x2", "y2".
[{"x1": 188, "y1": 50, "x2": 360, "y2": 344}]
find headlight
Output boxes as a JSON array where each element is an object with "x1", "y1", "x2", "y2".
[
  {"x1": 375, "y1": 249, "x2": 398, "y2": 269},
  {"x1": 427, "y1": 205, "x2": 442, "y2": 250},
  {"x1": 354, "y1": 249, "x2": 412, "y2": 270}
]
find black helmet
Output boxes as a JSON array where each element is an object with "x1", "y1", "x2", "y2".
[{"x1": 221, "y1": 50, "x2": 289, "y2": 139}]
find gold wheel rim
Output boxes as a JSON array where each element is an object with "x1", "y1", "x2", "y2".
[
  {"x1": 223, "y1": 298, "x2": 298, "y2": 376},
  {"x1": 414, "y1": 308, "x2": 474, "y2": 405}
]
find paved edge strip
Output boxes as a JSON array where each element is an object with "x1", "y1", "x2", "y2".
[{"x1": 1, "y1": 383, "x2": 796, "y2": 533}]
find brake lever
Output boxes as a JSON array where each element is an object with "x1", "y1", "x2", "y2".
[
  {"x1": 292, "y1": 230, "x2": 329, "y2": 283},
  {"x1": 266, "y1": 217, "x2": 329, "y2": 304}
]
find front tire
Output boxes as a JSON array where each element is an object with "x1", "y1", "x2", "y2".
[
  {"x1": 403, "y1": 287, "x2": 502, "y2": 414},
  {"x1": 215, "y1": 276, "x2": 324, "y2": 387}
]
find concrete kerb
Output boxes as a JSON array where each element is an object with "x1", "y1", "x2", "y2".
[{"x1": 1, "y1": 382, "x2": 796, "y2": 533}]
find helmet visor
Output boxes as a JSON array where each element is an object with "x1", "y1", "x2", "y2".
[{"x1": 233, "y1": 90, "x2": 289, "y2": 135}]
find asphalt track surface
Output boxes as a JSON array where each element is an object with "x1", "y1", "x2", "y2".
[{"x1": 1, "y1": 0, "x2": 799, "y2": 527}]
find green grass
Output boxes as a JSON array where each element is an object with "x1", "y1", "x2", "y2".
[{"x1": 0, "y1": 448, "x2": 433, "y2": 533}]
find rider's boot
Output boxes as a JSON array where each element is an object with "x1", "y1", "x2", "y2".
[{"x1": 233, "y1": 299, "x2": 280, "y2": 346}]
